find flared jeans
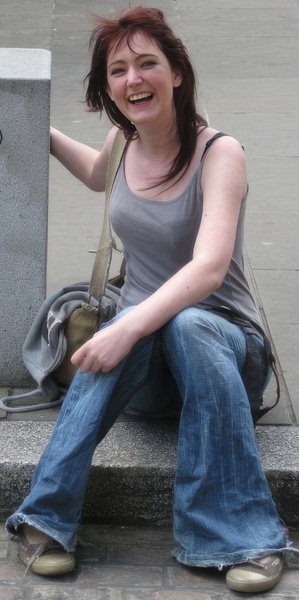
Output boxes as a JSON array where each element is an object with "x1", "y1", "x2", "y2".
[{"x1": 6, "y1": 307, "x2": 288, "y2": 568}]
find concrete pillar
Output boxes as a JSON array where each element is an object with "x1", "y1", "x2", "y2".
[{"x1": 0, "y1": 49, "x2": 51, "y2": 387}]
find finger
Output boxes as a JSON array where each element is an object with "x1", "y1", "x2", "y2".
[
  {"x1": 71, "y1": 346, "x2": 86, "y2": 367},
  {"x1": 78, "y1": 347, "x2": 103, "y2": 372}
]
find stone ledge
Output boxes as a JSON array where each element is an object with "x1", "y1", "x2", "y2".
[{"x1": 0, "y1": 421, "x2": 298, "y2": 525}]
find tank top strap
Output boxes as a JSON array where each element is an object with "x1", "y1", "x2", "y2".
[
  {"x1": 201, "y1": 132, "x2": 246, "y2": 164},
  {"x1": 200, "y1": 132, "x2": 228, "y2": 163}
]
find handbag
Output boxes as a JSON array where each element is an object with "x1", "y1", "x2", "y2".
[
  {"x1": 209, "y1": 307, "x2": 280, "y2": 425},
  {"x1": 0, "y1": 130, "x2": 127, "y2": 413}
]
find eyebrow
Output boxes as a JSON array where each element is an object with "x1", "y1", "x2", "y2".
[{"x1": 108, "y1": 53, "x2": 158, "y2": 69}]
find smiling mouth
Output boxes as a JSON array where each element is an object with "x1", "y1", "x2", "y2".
[{"x1": 129, "y1": 92, "x2": 153, "y2": 104}]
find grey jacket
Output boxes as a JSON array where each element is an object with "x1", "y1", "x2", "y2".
[{"x1": 0, "y1": 284, "x2": 120, "y2": 413}]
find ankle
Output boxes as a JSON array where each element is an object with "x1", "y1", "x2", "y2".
[{"x1": 22, "y1": 524, "x2": 51, "y2": 545}]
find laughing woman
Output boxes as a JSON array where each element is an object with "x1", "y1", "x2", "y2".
[{"x1": 6, "y1": 7, "x2": 290, "y2": 593}]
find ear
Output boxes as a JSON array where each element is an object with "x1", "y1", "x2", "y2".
[{"x1": 173, "y1": 70, "x2": 182, "y2": 88}]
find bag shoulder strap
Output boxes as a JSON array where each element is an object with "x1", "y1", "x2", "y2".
[
  {"x1": 88, "y1": 129, "x2": 127, "y2": 300},
  {"x1": 105, "y1": 129, "x2": 127, "y2": 200}
]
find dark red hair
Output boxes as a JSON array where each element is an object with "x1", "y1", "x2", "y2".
[{"x1": 85, "y1": 7, "x2": 207, "y2": 183}]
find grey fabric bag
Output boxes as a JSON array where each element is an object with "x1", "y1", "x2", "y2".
[{"x1": 0, "y1": 284, "x2": 120, "y2": 413}]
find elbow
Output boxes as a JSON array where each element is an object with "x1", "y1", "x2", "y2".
[
  {"x1": 209, "y1": 269, "x2": 225, "y2": 293},
  {"x1": 199, "y1": 261, "x2": 228, "y2": 295},
  {"x1": 88, "y1": 182, "x2": 102, "y2": 193},
  {"x1": 191, "y1": 255, "x2": 230, "y2": 295}
]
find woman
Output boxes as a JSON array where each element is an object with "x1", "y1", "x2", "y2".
[{"x1": 6, "y1": 7, "x2": 289, "y2": 593}]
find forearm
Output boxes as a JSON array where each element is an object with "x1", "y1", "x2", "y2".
[
  {"x1": 72, "y1": 258, "x2": 221, "y2": 374},
  {"x1": 50, "y1": 127, "x2": 103, "y2": 190}
]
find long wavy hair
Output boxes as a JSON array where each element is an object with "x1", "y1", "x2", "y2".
[{"x1": 85, "y1": 7, "x2": 208, "y2": 183}]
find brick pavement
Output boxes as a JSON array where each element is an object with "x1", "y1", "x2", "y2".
[{"x1": 1, "y1": 524, "x2": 299, "y2": 599}]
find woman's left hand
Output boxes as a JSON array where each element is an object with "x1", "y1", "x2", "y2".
[{"x1": 71, "y1": 318, "x2": 139, "y2": 374}]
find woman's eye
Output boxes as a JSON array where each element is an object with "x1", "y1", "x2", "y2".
[
  {"x1": 110, "y1": 68, "x2": 125, "y2": 76},
  {"x1": 141, "y1": 61, "x2": 156, "y2": 68}
]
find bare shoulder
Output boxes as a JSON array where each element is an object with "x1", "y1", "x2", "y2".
[
  {"x1": 200, "y1": 128, "x2": 247, "y2": 196},
  {"x1": 200, "y1": 127, "x2": 246, "y2": 162}
]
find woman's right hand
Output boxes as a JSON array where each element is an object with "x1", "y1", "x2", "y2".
[{"x1": 71, "y1": 315, "x2": 140, "y2": 373}]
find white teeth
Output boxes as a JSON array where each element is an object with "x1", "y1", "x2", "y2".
[{"x1": 129, "y1": 92, "x2": 152, "y2": 102}]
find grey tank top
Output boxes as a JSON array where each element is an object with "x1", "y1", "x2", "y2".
[{"x1": 110, "y1": 142, "x2": 262, "y2": 329}]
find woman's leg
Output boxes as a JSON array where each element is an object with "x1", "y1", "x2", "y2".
[
  {"x1": 6, "y1": 316, "x2": 159, "y2": 552},
  {"x1": 161, "y1": 307, "x2": 288, "y2": 569},
  {"x1": 125, "y1": 335, "x2": 181, "y2": 418}
]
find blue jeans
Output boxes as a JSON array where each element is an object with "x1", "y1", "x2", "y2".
[{"x1": 6, "y1": 307, "x2": 288, "y2": 567}]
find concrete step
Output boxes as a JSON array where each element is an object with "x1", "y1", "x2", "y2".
[{"x1": 0, "y1": 418, "x2": 298, "y2": 527}]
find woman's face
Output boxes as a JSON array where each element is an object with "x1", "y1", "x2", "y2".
[{"x1": 106, "y1": 32, "x2": 182, "y2": 127}]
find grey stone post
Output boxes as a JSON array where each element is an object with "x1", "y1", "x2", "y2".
[{"x1": 0, "y1": 49, "x2": 51, "y2": 387}]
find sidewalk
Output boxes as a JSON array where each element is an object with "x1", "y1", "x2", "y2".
[
  {"x1": 0, "y1": 0, "x2": 299, "y2": 597},
  {"x1": 1, "y1": 523, "x2": 299, "y2": 599}
]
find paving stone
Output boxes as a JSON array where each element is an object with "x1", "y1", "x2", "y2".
[
  {"x1": 0, "y1": 589, "x2": 25, "y2": 600},
  {"x1": 124, "y1": 593, "x2": 153, "y2": 600},
  {"x1": 77, "y1": 564, "x2": 163, "y2": 588},
  {"x1": 106, "y1": 546, "x2": 174, "y2": 567},
  {"x1": 25, "y1": 589, "x2": 109, "y2": 600},
  {"x1": 154, "y1": 593, "x2": 212, "y2": 600},
  {"x1": 165, "y1": 565, "x2": 226, "y2": 591}
]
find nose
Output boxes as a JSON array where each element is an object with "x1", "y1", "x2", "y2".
[{"x1": 126, "y1": 66, "x2": 142, "y2": 87}]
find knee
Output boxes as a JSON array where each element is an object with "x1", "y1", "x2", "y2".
[
  {"x1": 165, "y1": 307, "x2": 215, "y2": 334},
  {"x1": 162, "y1": 308, "x2": 236, "y2": 360},
  {"x1": 165, "y1": 307, "x2": 195, "y2": 332},
  {"x1": 163, "y1": 307, "x2": 212, "y2": 346}
]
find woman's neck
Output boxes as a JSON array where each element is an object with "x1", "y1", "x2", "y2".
[{"x1": 135, "y1": 125, "x2": 180, "y2": 164}]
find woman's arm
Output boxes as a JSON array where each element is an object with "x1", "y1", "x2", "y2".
[
  {"x1": 50, "y1": 126, "x2": 118, "y2": 192},
  {"x1": 72, "y1": 135, "x2": 247, "y2": 373}
]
